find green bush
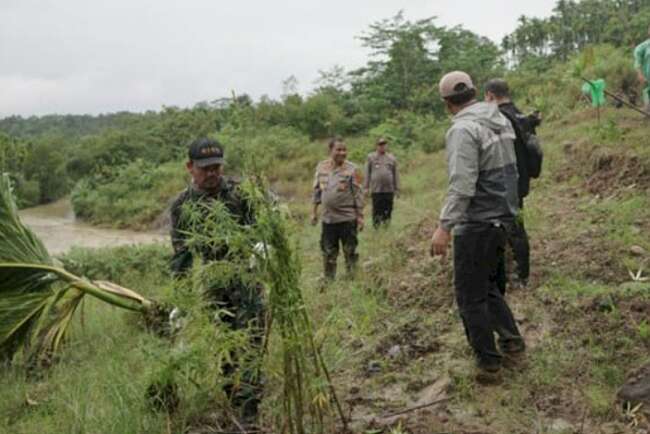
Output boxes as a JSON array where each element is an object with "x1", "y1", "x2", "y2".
[
  {"x1": 300, "y1": 93, "x2": 346, "y2": 139},
  {"x1": 11, "y1": 176, "x2": 40, "y2": 208},
  {"x1": 69, "y1": 125, "x2": 313, "y2": 229},
  {"x1": 369, "y1": 112, "x2": 448, "y2": 153},
  {"x1": 217, "y1": 125, "x2": 311, "y2": 174},
  {"x1": 506, "y1": 44, "x2": 638, "y2": 119},
  {"x1": 60, "y1": 244, "x2": 171, "y2": 285},
  {"x1": 71, "y1": 159, "x2": 186, "y2": 228}
]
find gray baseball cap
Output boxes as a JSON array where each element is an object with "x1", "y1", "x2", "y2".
[{"x1": 438, "y1": 71, "x2": 475, "y2": 98}]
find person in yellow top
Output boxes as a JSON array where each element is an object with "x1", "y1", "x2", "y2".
[{"x1": 311, "y1": 137, "x2": 365, "y2": 281}]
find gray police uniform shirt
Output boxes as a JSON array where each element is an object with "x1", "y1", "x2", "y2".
[
  {"x1": 439, "y1": 101, "x2": 519, "y2": 232},
  {"x1": 364, "y1": 151, "x2": 400, "y2": 194},
  {"x1": 312, "y1": 159, "x2": 365, "y2": 224}
]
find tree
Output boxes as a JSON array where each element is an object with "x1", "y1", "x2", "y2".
[
  {"x1": 281, "y1": 75, "x2": 300, "y2": 100},
  {"x1": 315, "y1": 65, "x2": 349, "y2": 93},
  {"x1": 504, "y1": 0, "x2": 650, "y2": 65},
  {"x1": 350, "y1": 11, "x2": 502, "y2": 117},
  {"x1": 0, "y1": 133, "x2": 28, "y2": 174},
  {"x1": 22, "y1": 137, "x2": 69, "y2": 203},
  {"x1": 352, "y1": 11, "x2": 441, "y2": 112},
  {"x1": 437, "y1": 26, "x2": 504, "y2": 96}
]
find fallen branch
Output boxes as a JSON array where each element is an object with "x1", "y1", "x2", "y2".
[
  {"x1": 581, "y1": 77, "x2": 650, "y2": 118},
  {"x1": 379, "y1": 396, "x2": 451, "y2": 419}
]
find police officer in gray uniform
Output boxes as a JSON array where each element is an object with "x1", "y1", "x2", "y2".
[{"x1": 365, "y1": 137, "x2": 400, "y2": 228}]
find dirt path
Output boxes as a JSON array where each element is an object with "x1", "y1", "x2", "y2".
[{"x1": 325, "y1": 140, "x2": 650, "y2": 433}]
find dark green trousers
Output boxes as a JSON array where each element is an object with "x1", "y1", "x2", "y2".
[{"x1": 320, "y1": 220, "x2": 358, "y2": 280}]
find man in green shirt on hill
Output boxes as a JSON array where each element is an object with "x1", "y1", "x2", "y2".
[{"x1": 634, "y1": 26, "x2": 650, "y2": 111}]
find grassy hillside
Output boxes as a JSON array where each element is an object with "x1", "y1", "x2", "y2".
[{"x1": 1, "y1": 105, "x2": 649, "y2": 433}]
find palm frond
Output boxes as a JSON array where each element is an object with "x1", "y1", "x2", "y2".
[
  {"x1": 0, "y1": 174, "x2": 154, "y2": 364},
  {"x1": 0, "y1": 174, "x2": 51, "y2": 265}
]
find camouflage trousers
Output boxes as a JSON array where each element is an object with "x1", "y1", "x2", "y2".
[{"x1": 204, "y1": 278, "x2": 266, "y2": 420}]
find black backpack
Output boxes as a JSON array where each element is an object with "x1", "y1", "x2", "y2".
[
  {"x1": 525, "y1": 132, "x2": 543, "y2": 179},
  {"x1": 504, "y1": 109, "x2": 544, "y2": 179}
]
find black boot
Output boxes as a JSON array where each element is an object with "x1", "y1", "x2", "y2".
[{"x1": 324, "y1": 259, "x2": 337, "y2": 281}]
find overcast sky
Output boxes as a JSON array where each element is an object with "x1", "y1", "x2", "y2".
[{"x1": 0, "y1": 0, "x2": 557, "y2": 117}]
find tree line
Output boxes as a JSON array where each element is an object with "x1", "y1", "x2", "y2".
[
  {"x1": 503, "y1": 0, "x2": 650, "y2": 66},
  {"x1": 0, "y1": 11, "x2": 502, "y2": 208},
  {"x1": 1, "y1": 1, "x2": 646, "y2": 210}
]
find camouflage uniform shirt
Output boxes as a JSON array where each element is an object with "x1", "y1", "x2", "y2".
[{"x1": 169, "y1": 177, "x2": 253, "y2": 275}]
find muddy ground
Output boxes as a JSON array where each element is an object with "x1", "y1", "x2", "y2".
[{"x1": 331, "y1": 139, "x2": 650, "y2": 434}]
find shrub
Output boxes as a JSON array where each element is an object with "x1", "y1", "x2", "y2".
[
  {"x1": 10, "y1": 175, "x2": 40, "y2": 208},
  {"x1": 369, "y1": 112, "x2": 448, "y2": 154},
  {"x1": 60, "y1": 244, "x2": 171, "y2": 285},
  {"x1": 217, "y1": 125, "x2": 310, "y2": 175},
  {"x1": 70, "y1": 125, "x2": 312, "y2": 229},
  {"x1": 71, "y1": 159, "x2": 186, "y2": 228},
  {"x1": 506, "y1": 44, "x2": 638, "y2": 119}
]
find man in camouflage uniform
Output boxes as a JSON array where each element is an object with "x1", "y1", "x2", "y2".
[
  {"x1": 170, "y1": 139, "x2": 254, "y2": 276},
  {"x1": 169, "y1": 137, "x2": 264, "y2": 423},
  {"x1": 364, "y1": 137, "x2": 400, "y2": 228},
  {"x1": 311, "y1": 137, "x2": 365, "y2": 281}
]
